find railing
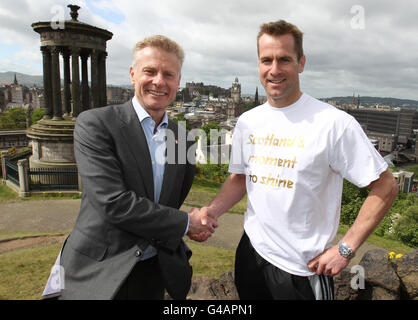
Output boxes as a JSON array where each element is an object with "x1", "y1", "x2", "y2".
[
  {"x1": 29, "y1": 167, "x2": 79, "y2": 191},
  {"x1": 5, "y1": 159, "x2": 19, "y2": 186},
  {"x1": 9, "y1": 149, "x2": 32, "y2": 162}
]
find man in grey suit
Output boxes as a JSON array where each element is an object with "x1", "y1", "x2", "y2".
[{"x1": 47, "y1": 35, "x2": 217, "y2": 300}]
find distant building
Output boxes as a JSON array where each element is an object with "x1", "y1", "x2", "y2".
[
  {"x1": 185, "y1": 82, "x2": 204, "y2": 96},
  {"x1": 366, "y1": 131, "x2": 397, "y2": 153},
  {"x1": 30, "y1": 88, "x2": 44, "y2": 109},
  {"x1": 231, "y1": 77, "x2": 241, "y2": 104},
  {"x1": 106, "y1": 86, "x2": 134, "y2": 105},
  {"x1": 254, "y1": 86, "x2": 259, "y2": 107},
  {"x1": 10, "y1": 74, "x2": 24, "y2": 105},
  {"x1": 0, "y1": 75, "x2": 42, "y2": 112},
  {"x1": 392, "y1": 170, "x2": 414, "y2": 193},
  {"x1": 0, "y1": 129, "x2": 29, "y2": 150},
  {"x1": 346, "y1": 108, "x2": 418, "y2": 138},
  {"x1": 226, "y1": 77, "x2": 242, "y2": 118},
  {"x1": 0, "y1": 90, "x2": 5, "y2": 113}
]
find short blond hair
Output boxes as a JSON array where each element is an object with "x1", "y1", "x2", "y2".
[
  {"x1": 132, "y1": 35, "x2": 185, "y2": 68},
  {"x1": 257, "y1": 20, "x2": 304, "y2": 60}
]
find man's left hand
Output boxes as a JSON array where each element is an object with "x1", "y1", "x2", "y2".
[{"x1": 307, "y1": 245, "x2": 350, "y2": 277}]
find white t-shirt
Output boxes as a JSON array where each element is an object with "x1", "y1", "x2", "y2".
[{"x1": 229, "y1": 93, "x2": 388, "y2": 276}]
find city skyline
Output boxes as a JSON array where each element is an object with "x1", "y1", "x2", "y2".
[{"x1": 0, "y1": 0, "x2": 417, "y2": 100}]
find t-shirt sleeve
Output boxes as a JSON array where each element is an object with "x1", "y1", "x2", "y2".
[
  {"x1": 329, "y1": 118, "x2": 388, "y2": 188},
  {"x1": 228, "y1": 119, "x2": 246, "y2": 174}
]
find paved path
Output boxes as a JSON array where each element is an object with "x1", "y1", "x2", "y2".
[
  {"x1": 0, "y1": 199, "x2": 382, "y2": 267},
  {"x1": 0, "y1": 199, "x2": 81, "y2": 234}
]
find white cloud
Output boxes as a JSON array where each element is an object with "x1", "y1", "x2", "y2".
[{"x1": 0, "y1": 0, "x2": 417, "y2": 100}]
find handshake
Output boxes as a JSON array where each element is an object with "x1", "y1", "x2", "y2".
[{"x1": 187, "y1": 207, "x2": 218, "y2": 242}]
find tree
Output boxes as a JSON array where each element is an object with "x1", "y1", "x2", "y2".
[
  {"x1": 341, "y1": 179, "x2": 369, "y2": 205},
  {"x1": 201, "y1": 121, "x2": 221, "y2": 145},
  {"x1": 393, "y1": 204, "x2": 418, "y2": 247},
  {"x1": 0, "y1": 107, "x2": 27, "y2": 129},
  {"x1": 31, "y1": 108, "x2": 45, "y2": 124},
  {"x1": 171, "y1": 113, "x2": 191, "y2": 130}
]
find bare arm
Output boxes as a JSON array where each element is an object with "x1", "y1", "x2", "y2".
[
  {"x1": 188, "y1": 173, "x2": 246, "y2": 242},
  {"x1": 205, "y1": 173, "x2": 247, "y2": 219},
  {"x1": 308, "y1": 168, "x2": 398, "y2": 276},
  {"x1": 340, "y1": 169, "x2": 398, "y2": 251}
]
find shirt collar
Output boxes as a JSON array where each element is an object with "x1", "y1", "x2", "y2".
[{"x1": 131, "y1": 96, "x2": 168, "y2": 127}]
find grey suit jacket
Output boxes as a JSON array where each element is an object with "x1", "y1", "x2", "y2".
[{"x1": 59, "y1": 101, "x2": 196, "y2": 300}]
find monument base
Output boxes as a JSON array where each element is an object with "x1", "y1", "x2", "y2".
[
  {"x1": 26, "y1": 117, "x2": 76, "y2": 167},
  {"x1": 26, "y1": 118, "x2": 80, "y2": 192}
]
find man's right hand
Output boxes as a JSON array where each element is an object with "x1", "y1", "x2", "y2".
[{"x1": 187, "y1": 207, "x2": 218, "y2": 242}]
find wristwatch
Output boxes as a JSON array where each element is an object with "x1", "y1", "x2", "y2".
[{"x1": 338, "y1": 241, "x2": 355, "y2": 259}]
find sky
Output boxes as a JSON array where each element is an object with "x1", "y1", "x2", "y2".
[{"x1": 0, "y1": 0, "x2": 417, "y2": 100}]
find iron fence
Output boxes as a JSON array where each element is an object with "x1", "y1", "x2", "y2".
[
  {"x1": 5, "y1": 159, "x2": 19, "y2": 186},
  {"x1": 29, "y1": 167, "x2": 78, "y2": 191}
]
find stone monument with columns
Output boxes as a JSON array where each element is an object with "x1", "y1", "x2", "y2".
[{"x1": 27, "y1": 5, "x2": 113, "y2": 171}]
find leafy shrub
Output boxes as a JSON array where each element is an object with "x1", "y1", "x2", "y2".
[
  {"x1": 340, "y1": 197, "x2": 364, "y2": 225},
  {"x1": 374, "y1": 213, "x2": 393, "y2": 237},
  {"x1": 340, "y1": 180, "x2": 369, "y2": 225},
  {"x1": 393, "y1": 204, "x2": 418, "y2": 248},
  {"x1": 196, "y1": 163, "x2": 229, "y2": 183},
  {"x1": 341, "y1": 180, "x2": 369, "y2": 205}
]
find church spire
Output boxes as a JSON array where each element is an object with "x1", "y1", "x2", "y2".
[
  {"x1": 254, "y1": 86, "x2": 259, "y2": 107},
  {"x1": 13, "y1": 73, "x2": 18, "y2": 85}
]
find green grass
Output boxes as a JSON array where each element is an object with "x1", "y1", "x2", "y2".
[
  {"x1": 0, "y1": 183, "x2": 18, "y2": 203},
  {"x1": 185, "y1": 240, "x2": 235, "y2": 278},
  {"x1": 0, "y1": 243, "x2": 62, "y2": 300},
  {"x1": 0, "y1": 231, "x2": 66, "y2": 242},
  {"x1": 0, "y1": 182, "x2": 81, "y2": 202},
  {"x1": 0, "y1": 237, "x2": 234, "y2": 300}
]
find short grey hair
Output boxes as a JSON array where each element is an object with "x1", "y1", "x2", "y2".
[{"x1": 132, "y1": 34, "x2": 185, "y2": 68}]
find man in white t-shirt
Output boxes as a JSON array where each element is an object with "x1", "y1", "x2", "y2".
[{"x1": 194, "y1": 20, "x2": 398, "y2": 300}]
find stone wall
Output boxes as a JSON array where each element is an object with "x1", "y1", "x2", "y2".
[
  {"x1": 184, "y1": 249, "x2": 417, "y2": 300},
  {"x1": 334, "y1": 248, "x2": 417, "y2": 300}
]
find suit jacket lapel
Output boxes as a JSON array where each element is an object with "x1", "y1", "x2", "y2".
[
  {"x1": 158, "y1": 120, "x2": 179, "y2": 205},
  {"x1": 118, "y1": 101, "x2": 154, "y2": 202}
]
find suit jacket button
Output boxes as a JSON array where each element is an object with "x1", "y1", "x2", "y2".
[{"x1": 135, "y1": 250, "x2": 142, "y2": 257}]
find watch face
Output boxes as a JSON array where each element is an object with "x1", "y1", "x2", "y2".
[{"x1": 339, "y1": 242, "x2": 352, "y2": 258}]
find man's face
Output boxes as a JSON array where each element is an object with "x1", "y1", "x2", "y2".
[
  {"x1": 130, "y1": 46, "x2": 181, "y2": 113},
  {"x1": 258, "y1": 33, "x2": 305, "y2": 108}
]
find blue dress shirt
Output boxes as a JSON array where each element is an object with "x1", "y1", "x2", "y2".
[{"x1": 131, "y1": 97, "x2": 189, "y2": 260}]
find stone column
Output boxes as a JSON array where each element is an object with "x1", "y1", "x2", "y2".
[
  {"x1": 41, "y1": 46, "x2": 53, "y2": 119},
  {"x1": 90, "y1": 49, "x2": 100, "y2": 108},
  {"x1": 81, "y1": 51, "x2": 90, "y2": 110},
  {"x1": 1, "y1": 151, "x2": 8, "y2": 181},
  {"x1": 71, "y1": 47, "x2": 81, "y2": 118},
  {"x1": 62, "y1": 49, "x2": 72, "y2": 117},
  {"x1": 98, "y1": 51, "x2": 108, "y2": 107},
  {"x1": 17, "y1": 159, "x2": 29, "y2": 197},
  {"x1": 51, "y1": 46, "x2": 63, "y2": 120}
]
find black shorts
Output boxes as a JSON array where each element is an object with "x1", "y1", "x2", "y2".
[{"x1": 234, "y1": 231, "x2": 334, "y2": 300}]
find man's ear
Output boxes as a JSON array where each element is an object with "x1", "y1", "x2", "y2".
[
  {"x1": 298, "y1": 55, "x2": 306, "y2": 73},
  {"x1": 129, "y1": 66, "x2": 135, "y2": 85}
]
